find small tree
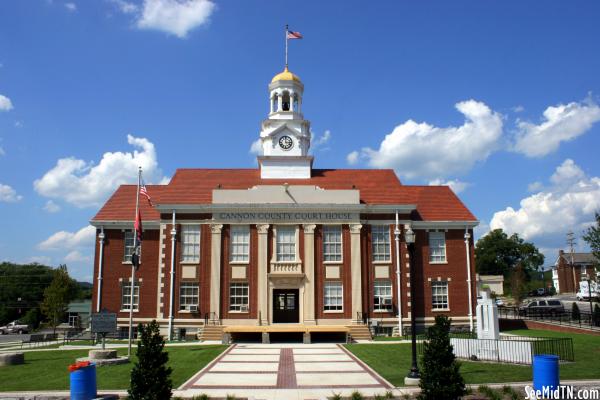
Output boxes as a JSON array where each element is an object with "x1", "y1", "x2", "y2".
[
  {"x1": 418, "y1": 315, "x2": 466, "y2": 400},
  {"x1": 571, "y1": 302, "x2": 580, "y2": 322},
  {"x1": 40, "y1": 265, "x2": 76, "y2": 333},
  {"x1": 510, "y1": 263, "x2": 528, "y2": 306},
  {"x1": 129, "y1": 320, "x2": 172, "y2": 400},
  {"x1": 594, "y1": 304, "x2": 600, "y2": 327}
]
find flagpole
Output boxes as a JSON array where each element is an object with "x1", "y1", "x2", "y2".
[
  {"x1": 128, "y1": 166, "x2": 141, "y2": 358},
  {"x1": 285, "y1": 24, "x2": 288, "y2": 68}
]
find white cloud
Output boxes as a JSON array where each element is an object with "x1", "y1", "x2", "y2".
[
  {"x1": 346, "y1": 151, "x2": 360, "y2": 166},
  {"x1": 0, "y1": 94, "x2": 13, "y2": 111},
  {"x1": 44, "y1": 200, "x2": 61, "y2": 213},
  {"x1": 249, "y1": 138, "x2": 262, "y2": 155},
  {"x1": 490, "y1": 159, "x2": 600, "y2": 240},
  {"x1": 64, "y1": 250, "x2": 91, "y2": 263},
  {"x1": 513, "y1": 98, "x2": 600, "y2": 157},
  {"x1": 428, "y1": 178, "x2": 470, "y2": 194},
  {"x1": 354, "y1": 100, "x2": 503, "y2": 180},
  {"x1": 527, "y1": 181, "x2": 543, "y2": 193},
  {"x1": 108, "y1": 0, "x2": 138, "y2": 14},
  {"x1": 512, "y1": 105, "x2": 525, "y2": 113},
  {"x1": 0, "y1": 147, "x2": 4, "y2": 156},
  {"x1": 311, "y1": 130, "x2": 331, "y2": 151},
  {"x1": 136, "y1": 0, "x2": 215, "y2": 38},
  {"x1": 0, "y1": 184, "x2": 22, "y2": 202},
  {"x1": 64, "y1": 2, "x2": 76, "y2": 11},
  {"x1": 38, "y1": 225, "x2": 96, "y2": 251},
  {"x1": 34, "y1": 134, "x2": 163, "y2": 207},
  {"x1": 14, "y1": 121, "x2": 23, "y2": 128},
  {"x1": 474, "y1": 220, "x2": 490, "y2": 241}
]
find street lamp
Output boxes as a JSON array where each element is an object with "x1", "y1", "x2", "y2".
[{"x1": 404, "y1": 225, "x2": 420, "y2": 385}]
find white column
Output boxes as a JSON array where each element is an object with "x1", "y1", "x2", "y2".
[
  {"x1": 277, "y1": 94, "x2": 283, "y2": 112},
  {"x1": 168, "y1": 212, "x2": 176, "y2": 341},
  {"x1": 303, "y1": 224, "x2": 316, "y2": 325},
  {"x1": 465, "y1": 229, "x2": 474, "y2": 332},
  {"x1": 96, "y1": 227, "x2": 105, "y2": 313},
  {"x1": 349, "y1": 224, "x2": 363, "y2": 322},
  {"x1": 210, "y1": 224, "x2": 223, "y2": 319},
  {"x1": 257, "y1": 224, "x2": 270, "y2": 325},
  {"x1": 289, "y1": 91, "x2": 295, "y2": 112}
]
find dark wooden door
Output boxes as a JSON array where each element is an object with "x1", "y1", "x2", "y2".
[{"x1": 273, "y1": 289, "x2": 299, "y2": 323}]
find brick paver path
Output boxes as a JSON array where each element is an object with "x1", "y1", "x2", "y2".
[{"x1": 181, "y1": 343, "x2": 393, "y2": 397}]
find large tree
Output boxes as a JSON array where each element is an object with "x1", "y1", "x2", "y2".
[
  {"x1": 40, "y1": 264, "x2": 78, "y2": 333},
  {"x1": 475, "y1": 229, "x2": 544, "y2": 276},
  {"x1": 583, "y1": 212, "x2": 600, "y2": 264}
]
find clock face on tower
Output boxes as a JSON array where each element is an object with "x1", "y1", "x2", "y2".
[{"x1": 278, "y1": 135, "x2": 293, "y2": 151}]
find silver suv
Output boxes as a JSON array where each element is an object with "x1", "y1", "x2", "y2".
[{"x1": 519, "y1": 299, "x2": 564, "y2": 316}]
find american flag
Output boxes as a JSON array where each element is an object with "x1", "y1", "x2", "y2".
[
  {"x1": 140, "y1": 181, "x2": 153, "y2": 206},
  {"x1": 287, "y1": 30, "x2": 302, "y2": 40}
]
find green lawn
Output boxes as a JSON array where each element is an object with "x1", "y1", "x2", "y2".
[
  {"x1": 346, "y1": 329, "x2": 600, "y2": 386},
  {"x1": 0, "y1": 345, "x2": 227, "y2": 392}
]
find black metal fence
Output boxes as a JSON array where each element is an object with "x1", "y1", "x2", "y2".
[
  {"x1": 498, "y1": 306, "x2": 600, "y2": 331},
  {"x1": 416, "y1": 335, "x2": 574, "y2": 365}
]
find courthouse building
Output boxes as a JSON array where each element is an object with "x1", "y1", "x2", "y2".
[{"x1": 91, "y1": 66, "x2": 479, "y2": 340}]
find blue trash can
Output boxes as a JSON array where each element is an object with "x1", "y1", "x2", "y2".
[
  {"x1": 532, "y1": 354, "x2": 559, "y2": 391},
  {"x1": 69, "y1": 362, "x2": 97, "y2": 400}
]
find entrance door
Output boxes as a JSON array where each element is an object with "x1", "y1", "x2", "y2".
[{"x1": 273, "y1": 289, "x2": 299, "y2": 323}]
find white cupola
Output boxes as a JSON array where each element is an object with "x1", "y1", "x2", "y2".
[{"x1": 257, "y1": 66, "x2": 313, "y2": 179}]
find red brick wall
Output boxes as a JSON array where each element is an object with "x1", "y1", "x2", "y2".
[{"x1": 92, "y1": 228, "x2": 159, "y2": 319}]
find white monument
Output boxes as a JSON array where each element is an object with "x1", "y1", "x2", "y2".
[{"x1": 476, "y1": 290, "x2": 499, "y2": 340}]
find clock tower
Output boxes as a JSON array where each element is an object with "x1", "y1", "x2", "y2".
[{"x1": 257, "y1": 66, "x2": 313, "y2": 179}]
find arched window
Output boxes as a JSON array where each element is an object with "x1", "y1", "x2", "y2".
[
  {"x1": 272, "y1": 94, "x2": 278, "y2": 113},
  {"x1": 282, "y1": 91, "x2": 290, "y2": 111}
]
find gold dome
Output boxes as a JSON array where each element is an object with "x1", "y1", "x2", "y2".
[{"x1": 271, "y1": 66, "x2": 301, "y2": 83}]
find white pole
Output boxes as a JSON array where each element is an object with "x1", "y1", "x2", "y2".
[
  {"x1": 128, "y1": 167, "x2": 141, "y2": 358},
  {"x1": 394, "y1": 211, "x2": 403, "y2": 337},
  {"x1": 96, "y1": 226, "x2": 105, "y2": 313},
  {"x1": 168, "y1": 210, "x2": 177, "y2": 341},
  {"x1": 464, "y1": 229, "x2": 474, "y2": 333}
]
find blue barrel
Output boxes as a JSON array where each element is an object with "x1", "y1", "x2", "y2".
[
  {"x1": 533, "y1": 354, "x2": 560, "y2": 391},
  {"x1": 70, "y1": 363, "x2": 97, "y2": 400}
]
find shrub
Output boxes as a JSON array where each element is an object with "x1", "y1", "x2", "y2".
[
  {"x1": 571, "y1": 302, "x2": 580, "y2": 321},
  {"x1": 418, "y1": 315, "x2": 466, "y2": 400},
  {"x1": 350, "y1": 391, "x2": 364, "y2": 400},
  {"x1": 594, "y1": 303, "x2": 600, "y2": 327},
  {"x1": 128, "y1": 320, "x2": 173, "y2": 400}
]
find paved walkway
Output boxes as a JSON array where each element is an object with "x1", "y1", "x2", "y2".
[{"x1": 179, "y1": 343, "x2": 395, "y2": 399}]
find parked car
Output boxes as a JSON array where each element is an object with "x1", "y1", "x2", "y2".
[
  {"x1": 519, "y1": 299, "x2": 564, "y2": 316},
  {"x1": 0, "y1": 320, "x2": 30, "y2": 334},
  {"x1": 528, "y1": 288, "x2": 548, "y2": 297},
  {"x1": 495, "y1": 298, "x2": 505, "y2": 307}
]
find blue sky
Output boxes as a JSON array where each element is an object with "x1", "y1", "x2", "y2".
[{"x1": 1, "y1": 0, "x2": 599, "y2": 281}]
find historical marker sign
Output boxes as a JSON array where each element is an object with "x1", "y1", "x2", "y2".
[{"x1": 91, "y1": 312, "x2": 117, "y2": 334}]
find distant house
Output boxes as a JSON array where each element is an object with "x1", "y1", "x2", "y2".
[
  {"x1": 477, "y1": 274, "x2": 504, "y2": 296},
  {"x1": 553, "y1": 251, "x2": 599, "y2": 293},
  {"x1": 65, "y1": 299, "x2": 92, "y2": 329}
]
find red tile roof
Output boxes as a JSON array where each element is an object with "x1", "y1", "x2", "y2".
[{"x1": 92, "y1": 169, "x2": 476, "y2": 222}]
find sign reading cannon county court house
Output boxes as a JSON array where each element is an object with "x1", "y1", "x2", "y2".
[{"x1": 90, "y1": 63, "x2": 478, "y2": 341}]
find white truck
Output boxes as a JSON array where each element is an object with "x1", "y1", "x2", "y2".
[
  {"x1": 577, "y1": 280, "x2": 599, "y2": 301},
  {"x1": 0, "y1": 320, "x2": 30, "y2": 335}
]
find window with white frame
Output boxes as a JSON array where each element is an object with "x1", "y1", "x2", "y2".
[
  {"x1": 371, "y1": 225, "x2": 390, "y2": 262},
  {"x1": 323, "y1": 225, "x2": 342, "y2": 262},
  {"x1": 276, "y1": 226, "x2": 296, "y2": 261},
  {"x1": 123, "y1": 230, "x2": 135, "y2": 262},
  {"x1": 324, "y1": 281, "x2": 343, "y2": 311},
  {"x1": 121, "y1": 281, "x2": 140, "y2": 311},
  {"x1": 230, "y1": 225, "x2": 250, "y2": 262},
  {"x1": 374, "y1": 280, "x2": 393, "y2": 312},
  {"x1": 429, "y1": 232, "x2": 447, "y2": 263},
  {"x1": 431, "y1": 281, "x2": 449, "y2": 310},
  {"x1": 229, "y1": 282, "x2": 249, "y2": 312},
  {"x1": 179, "y1": 282, "x2": 199, "y2": 311},
  {"x1": 181, "y1": 225, "x2": 201, "y2": 263}
]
